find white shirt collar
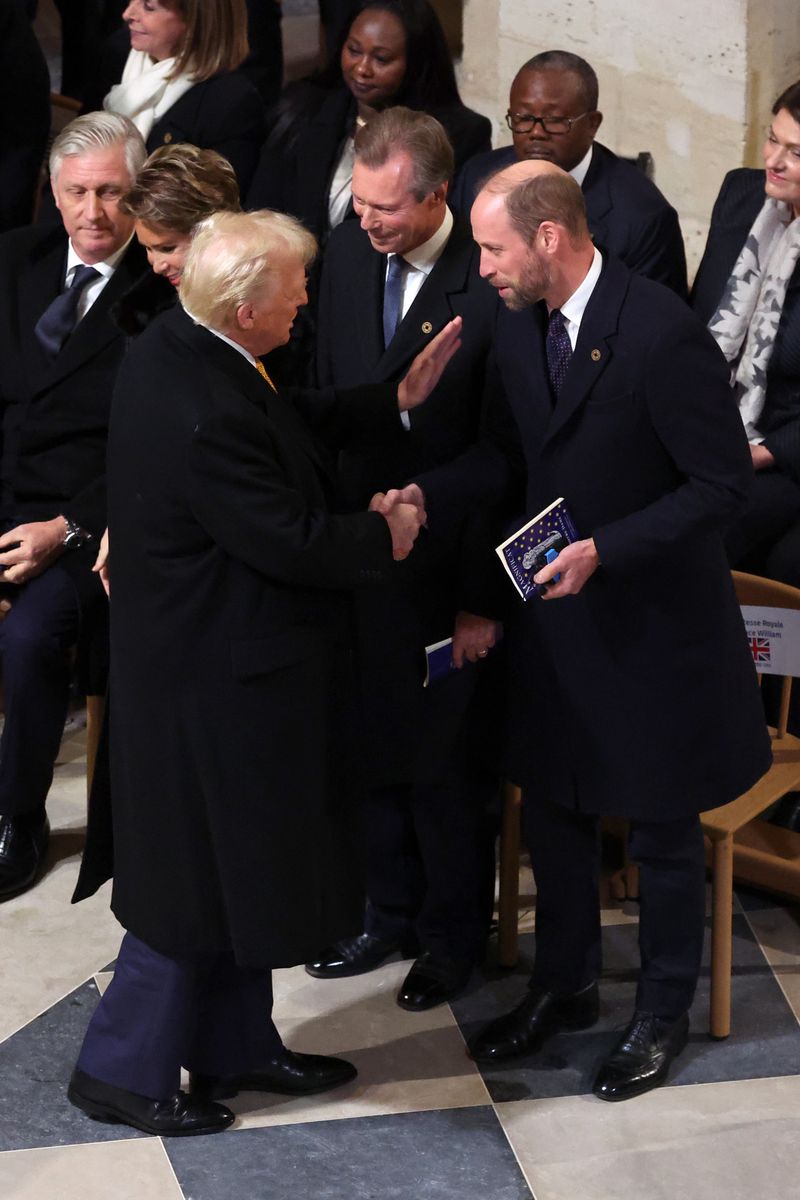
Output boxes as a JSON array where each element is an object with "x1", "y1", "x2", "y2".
[
  {"x1": 66, "y1": 236, "x2": 131, "y2": 282},
  {"x1": 391, "y1": 205, "x2": 454, "y2": 275},
  {"x1": 569, "y1": 144, "x2": 593, "y2": 189},
  {"x1": 558, "y1": 246, "x2": 603, "y2": 346},
  {"x1": 184, "y1": 307, "x2": 258, "y2": 366}
]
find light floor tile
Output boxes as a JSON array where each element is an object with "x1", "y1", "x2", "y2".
[
  {"x1": 0, "y1": 1139, "x2": 185, "y2": 1200},
  {"x1": 0, "y1": 735, "x2": 122, "y2": 1047},
  {"x1": 497, "y1": 1075, "x2": 800, "y2": 1200},
  {"x1": 743, "y1": 904, "x2": 800, "y2": 1022},
  {"x1": 229, "y1": 961, "x2": 490, "y2": 1128}
]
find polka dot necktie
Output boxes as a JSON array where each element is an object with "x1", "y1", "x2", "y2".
[{"x1": 546, "y1": 307, "x2": 573, "y2": 398}]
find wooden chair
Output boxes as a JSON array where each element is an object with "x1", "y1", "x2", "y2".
[{"x1": 701, "y1": 571, "x2": 800, "y2": 1038}]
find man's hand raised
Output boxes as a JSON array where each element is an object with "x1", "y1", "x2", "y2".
[{"x1": 397, "y1": 316, "x2": 462, "y2": 412}]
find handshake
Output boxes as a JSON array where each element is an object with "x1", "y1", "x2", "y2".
[{"x1": 369, "y1": 483, "x2": 427, "y2": 561}]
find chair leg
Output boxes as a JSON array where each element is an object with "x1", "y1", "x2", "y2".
[
  {"x1": 709, "y1": 833, "x2": 734, "y2": 1039},
  {"x1": 497, "y1": 782, "x2": 522, "y2": 967},
  {"x1": 85, "y1": 694, "x2": 105, "y2": 800}
]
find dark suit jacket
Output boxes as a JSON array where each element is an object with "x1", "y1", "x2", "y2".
[
  {"x1": 0, "y1": 225, "x2": 146, "y2": 601},
  {"x1": 247, "y1": 82, "x2": 492, "y2": 242},
  {"x1": 692, "y1": 167, "x2": 800, "y2": 481},
  {"x1": 146, "y1": 73, "x2": 266, "y2": 195},
  {"x1": 316, "y1": 215, "x2": 513, "y2": 784},
  {"x1": 426, "y1": 254, "x2": 770, "y2": 818},
  {"x1": 75, "y1": 304, "x2": 408, "y2": 966},
  {"x1": 452, "y1": 142, "x2": 688, "y2": 298}
]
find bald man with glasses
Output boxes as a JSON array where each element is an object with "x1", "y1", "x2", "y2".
[{"x1": 452, "y1": 49, "x2": 688, "y2": 298}]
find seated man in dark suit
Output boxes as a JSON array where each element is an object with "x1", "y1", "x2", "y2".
[
  {"x1": 308, "y1": 106, "x2": 505, "y2": 1010},
  {"x1": 0, "y1": 111, "x2": 147, "y2": 900},
  {"x1": 451, "y1": 49, "x2": 688, "y2": 298}
]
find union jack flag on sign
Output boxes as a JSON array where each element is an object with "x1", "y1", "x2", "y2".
[{"x1": 749, "y1": 636, "x2": 771, "y2": 665}]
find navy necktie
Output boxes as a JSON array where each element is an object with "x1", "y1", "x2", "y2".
[
  {"x1": 34, "y1": 264, "x2": 101, "y2": 358},
  {"x1": 382, "y1": 254, "x2": 406, "y2": 349},
  {"x1": 546, "y1": 307, "x2": 573, "y2": 398}
]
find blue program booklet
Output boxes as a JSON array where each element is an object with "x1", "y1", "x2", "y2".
[
  {"x1": 495, "y1": 497, "x2": 579, "y2": 601},
  {"x1": 424, "y1": 637, "x2": 455, "y2": 687}
]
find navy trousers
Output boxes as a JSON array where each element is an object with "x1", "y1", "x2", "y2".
[
  {"x1": 77, "y1": 932, "x2": 283, "y2": 1100},
  {"x1": 0, "y1": 562, "x2": 81, "y2": 817},
  {"x1": 523, "y1": 795, "x2": 706, "y2": 1019}
]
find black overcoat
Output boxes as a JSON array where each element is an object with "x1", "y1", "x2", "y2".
[
  {"x1": 429, "y1": 255, "x2": 771, "y2": 818},
  {"x1": 74, "y1": 305, "x2": 405, "y2": 967}
]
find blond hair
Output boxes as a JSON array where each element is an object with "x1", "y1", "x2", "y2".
[
  {"x1": 180, "y1": 210, "x2": 317, "y2": 330},
  {"x1": 120, "y1": 145, "x2": 240, "y2": 234}
]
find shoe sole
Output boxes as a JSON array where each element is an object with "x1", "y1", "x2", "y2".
[{"x1": 68, "y1": 1086, "x2": 233, "y2": 1136}]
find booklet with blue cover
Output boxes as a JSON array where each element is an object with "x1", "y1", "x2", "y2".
[
  {"x1": 424, "y1": 637, "x2": 455, "y2": 687},
  {"x1": 495, "y1": 497, "x2": 579, "y2": 601}
]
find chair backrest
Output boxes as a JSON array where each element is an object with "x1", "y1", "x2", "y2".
[{"x1": 733, "y1": 571, "x2": 800, "y2": 738}]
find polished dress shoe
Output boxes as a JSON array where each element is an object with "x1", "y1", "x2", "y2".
[
  {"x1": 305, "y1": 931, "x2": 418, "y2": 979},
  {"x1": 0, "y1": 813, "x2": 50, "y2": 901},
  {"x1": 189, "y1": 1050, "x2": 357, "y2": 1101},
  {"x1": 68, "y1": 1068, "x2": 234, "y2": 1136},
  {"x1": 593, "y1": 1010, "x2": 689, "y2": 1102},
  {"x1": 396, "y1": 952, "x2": 472, "y2": 1012},
  {"x1": 467, "y1": 981, "x2": 599, "y2": 1063}
]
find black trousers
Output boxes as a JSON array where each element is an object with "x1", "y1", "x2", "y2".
[
  {"x1": 522, "y1": 794, "x2": 706, "y2": 1019},
  {"x1": 725, "y1": 469, "x2": 800, "y2": 587},
  {"x1": 0, "y1": 562, "x2": 81, "y2": 817},
  {"x1": 77, "y1": 931, "x2": 283, "y2": 1100},
  {"x1": 363, "y1": 774, "x2": 490, "y2": 965}
]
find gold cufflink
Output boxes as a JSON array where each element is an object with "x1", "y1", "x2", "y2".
[
  {"x1": 591, "y1": 348, "x2": 601, "y2": 362},
  {"x1": 421, "y1": 321, "x2": 433, "y2": 334}
]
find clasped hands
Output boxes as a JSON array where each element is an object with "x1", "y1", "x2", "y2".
[{"x1": 369, "y1": 483, "x2": 427, "y2": 561}]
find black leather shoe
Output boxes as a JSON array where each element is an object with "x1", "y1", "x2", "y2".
[
  {"x1": 467, "y1": 981, "x2": 599, "y2": 1063},
  {"x1": 68, "y1": 1068, "x2": 234, "y2": 1136},
  {"x1": 0, "y1": 813, "x2": 50, "y2": 901},
  {"x1": 396, "y1": 952, "x2": 472, "y2": 1012},
  {"x1": 593, "y1": 1010, "x2": 689, "y2": 1102},
  {"x1": 305, "y1": 931, "x2": 419, "y2": 979},
  {"x1": 190, "y1": 1050, "x2": 357, "y2": 1101}
]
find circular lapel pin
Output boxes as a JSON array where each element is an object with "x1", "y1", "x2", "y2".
[
  {"x1": 591, "y1": 348, "x2": 602, "y2": 362},
  {"x1": 421, "y1": 321, "x2": 433, "y2": 334}
]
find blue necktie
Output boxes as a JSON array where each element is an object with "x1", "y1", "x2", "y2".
[
  {"x1": 546, "y1": 308, "x2": 573, "y2": 398},
  {"x1": 382, "y1": 254, "x2": 406, "y2": 349},
  {"x1": 34, "y1": 264, "x2": 101, "y2": 358}
]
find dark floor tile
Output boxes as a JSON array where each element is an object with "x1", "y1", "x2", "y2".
[
  {"x1": 453, "y1": 917, "x2": 800, "y2": 1102},
  {"x1": 0, "y1": 979, "x2": 145, "y2": 1151},
  {"x1": 167, "y1": 1107, "x2": 533, "y2": 1200},
  {"x1": 735, "y1": 884, "x2": 800, "y2": 915}
]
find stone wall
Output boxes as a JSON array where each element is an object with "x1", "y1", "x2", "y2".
[{"x1": 457, "y1": 0, "x2": 800, "y2": 277}]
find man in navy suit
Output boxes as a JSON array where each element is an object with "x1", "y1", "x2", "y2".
[
  {"x1": 452, "y1": 50, "x2": 687, "y2": 298},
  {"x1": 308, "y1": 107, "x2": 508, "y2": 1010},
  {"x1": 0, "y1": 112, "x2": 146, "y2": 900},
  {"x1": 403, "y1": 159, "x2": 770, "y2": 1100}
]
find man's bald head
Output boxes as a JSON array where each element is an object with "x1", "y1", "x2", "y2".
[{"x1": 474, "y1": 159, "x2": 590, "y2": 247}]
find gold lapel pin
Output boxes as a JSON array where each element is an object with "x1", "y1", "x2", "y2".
[
  {"x1": 421, "y1": 321, "x2": 433, "y2": 335},
  {"x1": 591, "y1": 348, "x2": 602, "y2": 362}
]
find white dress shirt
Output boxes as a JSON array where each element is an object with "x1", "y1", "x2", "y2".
[
  {"x1": 558, "y1": 246, "x2": 603, "y2": 349},
  {"x1": 65, "y1": 238, "x2": 131, "y2": 321}
]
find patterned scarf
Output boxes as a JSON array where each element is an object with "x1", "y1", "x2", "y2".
[{"x1": 707, "y1": 195, "x2": 800, "y2": 439}]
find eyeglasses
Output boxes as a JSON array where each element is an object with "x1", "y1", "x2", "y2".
[{"x1": 505, "y1": 111, "x2": 591, "y2": 135}]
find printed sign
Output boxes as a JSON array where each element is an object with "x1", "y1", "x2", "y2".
[{"x1": 739, "y1": 605, "x2": 800, "y2": 676}]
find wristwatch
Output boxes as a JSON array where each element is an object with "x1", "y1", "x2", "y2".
[{"x1": 62, "y1": 517, "x2": 91, "y2": 550}]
